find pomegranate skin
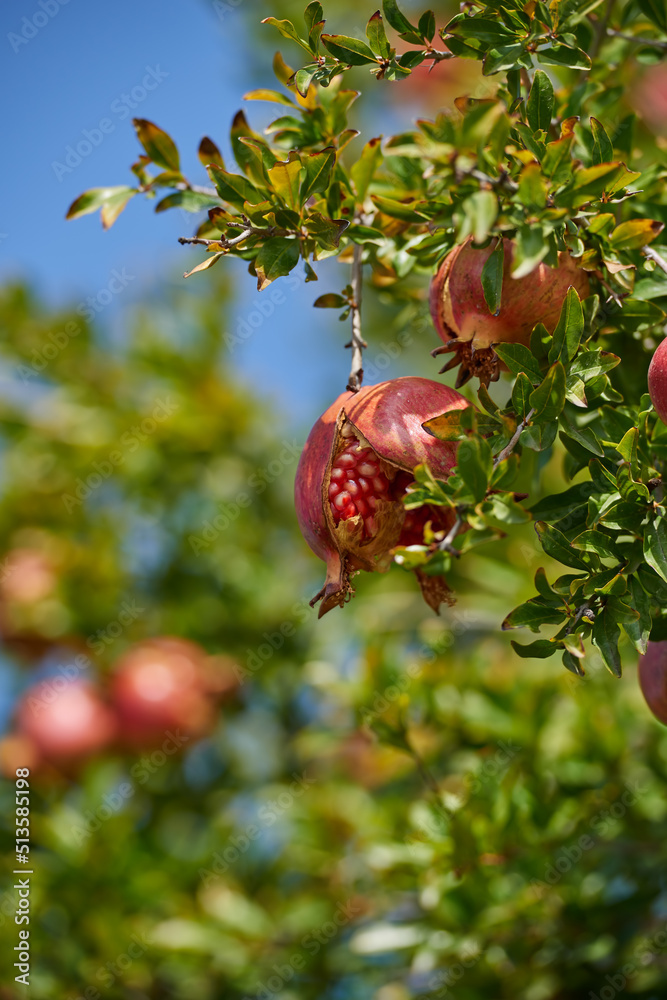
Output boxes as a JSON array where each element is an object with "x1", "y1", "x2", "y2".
[
  {"x1": 638, "y1": 641, "x2": 667, "y2": 725},
  {"x1": 648, "y1": 339, "x2": 667, "y2": 425},
  {"x1": 16, "y1": 680, "x2": 116, "y2": 761},
  {"x1": 295, "y1": 377, "x2": 469, "y2": 616},
  {"x1": 430, "y1": 237, "x2": 590, "y2": 386}
]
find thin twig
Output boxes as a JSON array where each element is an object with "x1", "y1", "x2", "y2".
[
  {"x1": 174, "y1": 182, "x2": 220, "y2": 198},
  {"x1": 346, "y1": 243, "x2": 366, "y2": 392},
  {"x1": 565, "y1": 602, "x2": 596, "y2": 635},
  {"x1": 589, "y1": 0, "x2": 616, "y2": 59},
  {"x1": 178, "y1": 230, "x2": 255, "y2": 250},
  {"x1": 607, "y1": 28, "x2": 667, "y2": 50},
  {"x1": 642, "y1": 244, "x2": 667, "y2": 276},
  {"x1": 438, "y1": 515, "x2": 463, "y2": 556},
  {"x1": 494, "y1": 408, "x2": 535, "y2": 466}
]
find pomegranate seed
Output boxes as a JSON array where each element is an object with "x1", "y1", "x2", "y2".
[{"x1": 328, "y1": 441, "x2": 393, "y2": 539}]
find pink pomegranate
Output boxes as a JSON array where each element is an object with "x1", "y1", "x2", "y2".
[
  {"x1": 111, "y1": 637, "x2": 214, "y2": 744},
  {"x1": 638, "y1": 640, "x2": 667, "y2": 725},
  {"x1": 430, "y1": 236, "x2": 590, "y2": 386},
  {"x1": 295, "y1": 377, "x2": 470, "y2": 616},
  {"x1": 16, "y1": 680, "x2": 116, "y2": 761},
  {"x1": 648, "y1": 338, "x2": 667, "y2": 425}
]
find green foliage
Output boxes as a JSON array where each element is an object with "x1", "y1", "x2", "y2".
[{"x1": 64, "y1": 0, "x2": 667, "y2": 680}]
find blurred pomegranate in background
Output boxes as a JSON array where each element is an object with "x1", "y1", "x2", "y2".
[
  {"x1": 0, "y1": 547, "x2": 57, "y2": 604},
  {"x1": 633, "y1": 62, "x2": 667, "y2": 135},
  {"x1": 111, "y1": 637, "x2": 215, "y2": 744},
  {"x1": 16, "y1": 680, "x2": 116, "y2": 761}
]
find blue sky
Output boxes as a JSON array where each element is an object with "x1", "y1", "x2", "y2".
[{"x1": 0, "y1": 0, "x2": 433, "y2": 428}]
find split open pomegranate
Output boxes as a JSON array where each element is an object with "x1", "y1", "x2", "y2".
[{"x1": 295, "y1": 377, "x2": 469, "y2": 616}]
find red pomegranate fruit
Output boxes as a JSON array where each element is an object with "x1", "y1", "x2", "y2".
[
  {"x1": 430, "y1": 236, "x2": 590, "y2": 386},
  {"x1": 638, "y1": 640, "x2": 667, "y2": 725},
  {"x1": 295, "y1": 377, "x2": 470, "y2": 616},
  {"x1": 16, "y1": 680, "x2": 116, "y2": 761},
  {"x1": 648, "y1": 339, "x2": 667, "y2": 425},
  {"x1": 111, "y1": 637, "x2": 214, "y2": 744}
]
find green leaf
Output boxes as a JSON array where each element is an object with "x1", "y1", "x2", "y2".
[
  {"x1": 570, "y1": 350, "x2": 620, "y2": 380},
  {"x1": 268, "y1": 157, "x2": 303, "y2": 212},
  {"x1": 301, "y1": 147, "x2": 337, "y2": 201},
  {"x1": 571, "y1": 529, "x2": 618, "y2": 557},
  {"x1": 529, "y1": 363, "x2": 566, "y2": 423},
  {"x1": 518, "y1": 163, "x2": 547, "y2": 209},
  {"x1": 66, "y1": 186, "x2": 137, "y2": 223},
  {"x1": 478, "y1": 494, "x2": 530, "y2": 527},
  {"x1": 304, "y1": 1, "x2": 324, "y2": 33},
  {"x1": 512, "y1": 372, "x2": 533, "y2": 419},
  {"x1": 542, "y1": 135, "x2": 575, "y2": 181},
  {"x1": 461, "y1": 190, "x2": 498, "y2": 243},
  {"x1": 617, "y1": 427, "x2": 639, "y2": 471},
  {"x1": 155, "y1": 190, "x2": 219, "y2": 213},
  {"x1": 382, "y1": 0, "x2": 419, "y2": 37},
  {"x1": 313, "y1": 293, "x2": 347, "y2": 308},
  {"x1": 456, "y1": 436, "x2": 493, "y2": 503},
  {"x1": 539, "y1": 42, "x2": 591, "y2": 70},
  {"x1": 294, "y1": 67, "x2": 318, "y2": 98},
  {"x1": 418, "y1": 10, "x2": 436, "y2": 42},
  {"x1": 351, "y1": 137, "x2": 383, "y2": 203},
  {"x1": 535, "y1": 521, "x2": 590, "y2": 570},
  {"x1": 609, "y1": 219, "x2": 664, "y2": 251},
  {"x1": 321, "y1": 33, "x2": 379, "y2": 65},
  {"x1": 590, "y1": 117, "x2": 613, "y2": 166},
  {"x1": 638, "y1": 0, "x2": 667, "y2": 31},
  {"x1": 624, "y1": 575, "x2": 652, "y2": 655},
  {"x1": 133, "y1": 119, "x2": 180, "y2": 171},
  {"x1": 548, "y1": 287, "x2": 584, "y2": 364},
  {"x1": 243, "y1": 89, "x2": 298, "y2": 108},
  {"x1": 512, "y1": 224, "x2": 549, "y2": 278},
  {"x1": 479, "y1": 237, "x2": 504, "y2": 316},
  {"x1": 526, "y1": 70, "x2": 554, "y2": 133},
  {"x1": 534, "y1": 566, "x2": 564, "y2": 604},
  {"x1": 644, "y1": 514, "x2": 667, "y2": 583},
  {"x1": 530, "y1": 482, "x2": 594, "y2": 521},
  {"x1": 230, "y1": 111, "x2": 265, "y2": 183},
  {"x1": 198, "y1": 136, "x2": 225, "y2": 169},
  {"x1": 304, "y1": 212, "x2": 349, "y2": 252},
  {"x1": 366, "y1": 11, "x2": 391, "y2": 58},
  {"x1": 371, "y1": 195, "x2": 428, "y2": 222},
  {"x1": 446, "y1": 16, "x2": 517, "y2": 46},
  {"x1": 592, "y1": 604, "x2": 622, "y2": 677},
  {"x1": 254, "y1": 238, "x2": 301, "y2": 291},
  {"x1": 182, "y1": 252, "x2": 226, "y2": 278},
  {"x1": 494, "y1": 343, "x2": 543, "y2": 383},
  {"x1": 502, "y1": 598, "x2": 567, "y2": 632},
  {"x1": 261, "y1": 17, "x2": 313, "y2": 54},
  {"x1": 511, "y1": 638, "x2": 561, "y2": 659},
  {"x1": 207, "y1": 165, "x2": 263, "y2": 210}
]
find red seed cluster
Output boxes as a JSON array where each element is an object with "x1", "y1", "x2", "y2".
[{"x1": 328, "y1": 440, "x2": 390, "y2": 538}]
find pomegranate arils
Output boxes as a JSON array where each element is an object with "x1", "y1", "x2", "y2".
[{"x1": 328, "y1": 441, "x2": 391, "y2": 539}]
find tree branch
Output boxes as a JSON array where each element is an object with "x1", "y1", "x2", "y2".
[
  {"x1": 642, "y1": 244, "x2": 667, "y2": 276},
  {"x1": 607, "y1": 28, "x2": 667, "y2": 50},
  {"x1": 178, "y1": 230, "x2": 256, "y2": 250},
  {"x1": 494, "y1": 409, "x2": 535, "y2": 466},
  {"x1": 438, "y1": 515, "x2": 463, "y2": 556},
  {"x1": 346, "y1": 243, "x2": 367, "y2": 392}
]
